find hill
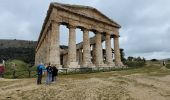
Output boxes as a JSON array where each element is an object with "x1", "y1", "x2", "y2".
[
  {"x1": 0, "y1": 39, "x2": 36, "y2": 49},
  {"x1": 0, "y1": 39, "x2": 37, "y2": 64}
]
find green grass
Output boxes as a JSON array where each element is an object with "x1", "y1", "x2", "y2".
[
  {"x1": 3, "y1": 60, "x2": 170, "y2": 79},
  {"x1": 59, "y1": 62, "x2": 170, "y2": 80}
]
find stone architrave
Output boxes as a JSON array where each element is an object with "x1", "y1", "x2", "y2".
[
  {"x1": 105, "y1": 33, "x2": 115, "y2": 67},
  {"x1": 49, "y1": 21, "x2": 61, "y2": 66},
  {"x1": 95, "y1": 31, "x2": 104, "y2": 66},
  {"x1": 82, "y1": 29, "x2": 93, "y2": 67},
  {"x1": 67, "y1": 25, "x2": 79, "y2": 68}
]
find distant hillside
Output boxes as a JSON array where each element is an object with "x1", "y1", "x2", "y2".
[
  {"x1": 0, "y1": 39, "x2": 37, "y2": 64},
  {"x1": 0, "y1": 39, "x2": 36, "y2": 49}
]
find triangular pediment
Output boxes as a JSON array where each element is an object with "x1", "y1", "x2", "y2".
[{"x1": 52, "y1": 2, "x2": 120, "y2": 27}]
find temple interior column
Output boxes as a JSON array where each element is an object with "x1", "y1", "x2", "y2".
[
  {"x1": 95, "y1": 31, "x2": 104, "y2": 67},
  {"x1": 79, "y1": 49, "x2": 83, "y2": 65},
  {"x1": 91, "y1": 44, "x2": 96, "y2": 64},
  {"x1": 49, "y1": 21, "x2": 61, "y2": 67},
  {"x1": 67, "y1": 25, "x2": 79, "y2": 68}
]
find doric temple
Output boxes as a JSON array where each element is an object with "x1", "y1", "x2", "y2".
[{"x1": 35, "y1": 2, "x2": 124, "y2": 68}]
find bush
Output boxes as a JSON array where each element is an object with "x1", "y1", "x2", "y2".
[
  {"x1": 4, "y1": 59, "x2": 36, "y2": 78},
  {"x1": 124, "y1": 61, "x2": 145, "y2": 68},
  {"x1": 150, "y1": 59, "x2": 158, "y2": 62},
  {"x1": 166, "y1": 64, "x2": 170, "y2": 69}
]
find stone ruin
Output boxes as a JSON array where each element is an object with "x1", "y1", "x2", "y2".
[{"x1": 35, "y1": 2, "x2": 124, "y2": 68}]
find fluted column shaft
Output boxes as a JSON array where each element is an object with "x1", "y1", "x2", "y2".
[
  {"x1": 114, "y1": 34, "x2": 122, "y2": 66},
  {"x1": 95, "y1": 31, "x2": 103, "y2": 66},
  {"x1": 105, "y1": 34, "x2": 113, "y2": 64},
  {"x1": 82, "y1": 29, "x2": 92, "y2": 67},
  {"x1": 46, "y1": 29, "x2": 51, "y2": 64},
  {"x1": 67, "y1": 25, "x2": 79, "y2": 68},
  {"x1": 49, "y1": 21, "x2": 60, "y2": 66}
]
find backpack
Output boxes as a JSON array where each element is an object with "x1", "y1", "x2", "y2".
[{"x1": 47, "y1": 66, "x2": 53, "y2": 73}]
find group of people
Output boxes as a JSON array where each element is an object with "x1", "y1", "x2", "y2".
[{"x1": 37, "y1": 63, "x2": 58, "y2": 85}]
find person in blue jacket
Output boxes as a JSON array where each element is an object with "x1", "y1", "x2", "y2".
[{"x1": 37, "y1": 63, "x2": 45, "y2": 85}]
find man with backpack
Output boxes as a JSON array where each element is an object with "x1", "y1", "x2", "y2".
[
  {"x1": 46, "y1": 63, "x2": 53, "y2": 85},
  {"x1": 37, "y1": 63, "x2": 45, "y2": 85}
]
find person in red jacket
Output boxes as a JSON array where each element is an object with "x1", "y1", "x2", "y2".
[{"x1": 0, "y1": 64, "x2": 5, "y2": 78}]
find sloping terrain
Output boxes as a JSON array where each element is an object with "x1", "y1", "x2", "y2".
[{"x1": 0, "y1": 64, "x2": 170, "y2": 100}]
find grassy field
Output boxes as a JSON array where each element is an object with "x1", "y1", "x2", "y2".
[{"x1": 0, "y1": 62, "x2": 170, "y2": 100}]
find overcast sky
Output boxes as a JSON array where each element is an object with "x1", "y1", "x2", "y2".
[{"x1": 0, "y1": 0, "x2": 170, "y2": 60}]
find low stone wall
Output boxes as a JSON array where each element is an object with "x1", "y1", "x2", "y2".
[{"x1": 58, "y1": 67, "x2": 127, "y2": 75}]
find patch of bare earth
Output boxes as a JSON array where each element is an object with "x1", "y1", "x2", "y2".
[{"x1": 0, "y1": 73, "x2": 170, "y2": 100}]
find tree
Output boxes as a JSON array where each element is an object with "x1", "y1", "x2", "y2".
[
  {"x1": 150, "y1": 59, "x2": 158, "y2": 62},
  {"x1": 127, "y1": 56, "x2": 134, "y2": 61},
  {"x1": 120, "y1": 49, "x2": 126, "y2": 62}
]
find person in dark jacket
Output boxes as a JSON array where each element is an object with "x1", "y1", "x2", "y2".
[
  {"x1": 52, "y1": 65, "x2": 58, "y2": 82},
  {"x1": 37, "y1": 63, "x2": 45, "y2": 85},
  {"x1": 46, "y1": 63, "x2": 53, "y2": 84}
]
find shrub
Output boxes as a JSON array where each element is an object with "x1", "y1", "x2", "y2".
[
  {"x1": 166, "y1": 64, "x2": 170, "y2": 69},
  {"x1": 124, "y1": 61, "x2": 145, "y2": 68},
  {"x1": 4, "y1": 59, "x2": 36, "y2": 78}
]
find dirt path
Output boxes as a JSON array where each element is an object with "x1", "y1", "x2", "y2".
[{"x1": 0, "y1": 73, "x2": 170, "y2": 100}]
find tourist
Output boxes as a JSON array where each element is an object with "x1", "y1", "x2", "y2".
[
  {"x1": 37, "y1": 63, "x2": 44, "y2": 85},
  {"x1": 52, "y1": 65, "x2": 58, "y2": 82},
  {"x1": 12, "y1": 63, "x2": 16, "y2": 78},
  {"x1": 0, "y1": 64, "x2": 5, "y2": 78},
  {"x1": 163, "y1": 61, "x2": 166, "y2": 66},
  {"x1": 46, "y1": 63, "x2": 53, "y2": 85}
]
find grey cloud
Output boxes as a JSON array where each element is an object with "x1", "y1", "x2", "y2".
[{"x1": 0, "y1": 0, "x2": 170, "y2": 59}]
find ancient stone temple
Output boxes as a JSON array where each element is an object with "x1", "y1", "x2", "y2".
[{"x1": 35, "y1": 2, "x2": 123, "y2": 68}]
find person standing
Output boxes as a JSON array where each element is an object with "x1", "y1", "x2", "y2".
[
  {"x1": 163, "y1": 61, "x2": 166, "y2": 66},
  {"x1": 46, "y1": 63, "x2": 53, "y2": 85},
  {"x1": 37, "y1": 63, "x2": 44, "y2": 85},
  {"x1": 12, "y1": 63, "x2": 16, "y2": 78},
  {"x1": 0, "y1": 64, "x2": 5, "y2": 78},
  {"x1": 52, "y1": 65, "x2": 58, "y2": 82}
]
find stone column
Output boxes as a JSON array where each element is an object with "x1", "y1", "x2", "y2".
[
  {"x1": 95, "y1": 31, "x2": 104, "y2": 67},
  {"x1": 49, "y1": 21, "x2": 61, "y2": 67},
  {"x1": 82, "y1": 29, "x2": 92, "y2": 67},
  {"x1": 91, "y1": 45, "x2": 95, "y2": 64},
  {"x1": 79, "y1": 49, "x2": 83, "y2": 65},
  {"x1": 45, "y1": 33, "x2": 48, "y2": 64},
  {"x1": 46, "y1": 29, "x2": 51, "y2": 64},
  {"x1": 105, "y1": 33, "x2": 115, "y2": 66},
  {"x1": 67, "y1": 25, "x2": 79, "y2": 68},
  {"x1": 114, "y1": 30, "x2": 123, "y2": 67}
]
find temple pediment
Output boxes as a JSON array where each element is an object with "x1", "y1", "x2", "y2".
[{"x1": 52, "y1": 2, "x2": 121, "y2": 28}]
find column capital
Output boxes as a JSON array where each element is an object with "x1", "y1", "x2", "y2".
[
  {"x1": 113, "y1": 28, "x2": 119, "y2": 36},
  {"x1": 81, "y1": 27, "x2": 90, "y2": 32},
  {"x1": 67, "y1": 24, "x2": 76, "y2": 29},
  {"x1": 105, "y1": 33, "x2": 111, "y2": 37}
]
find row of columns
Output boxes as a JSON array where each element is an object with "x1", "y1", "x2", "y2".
[{"x1": 36, "y1": 21, "x2": 123, "y2": 68}]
